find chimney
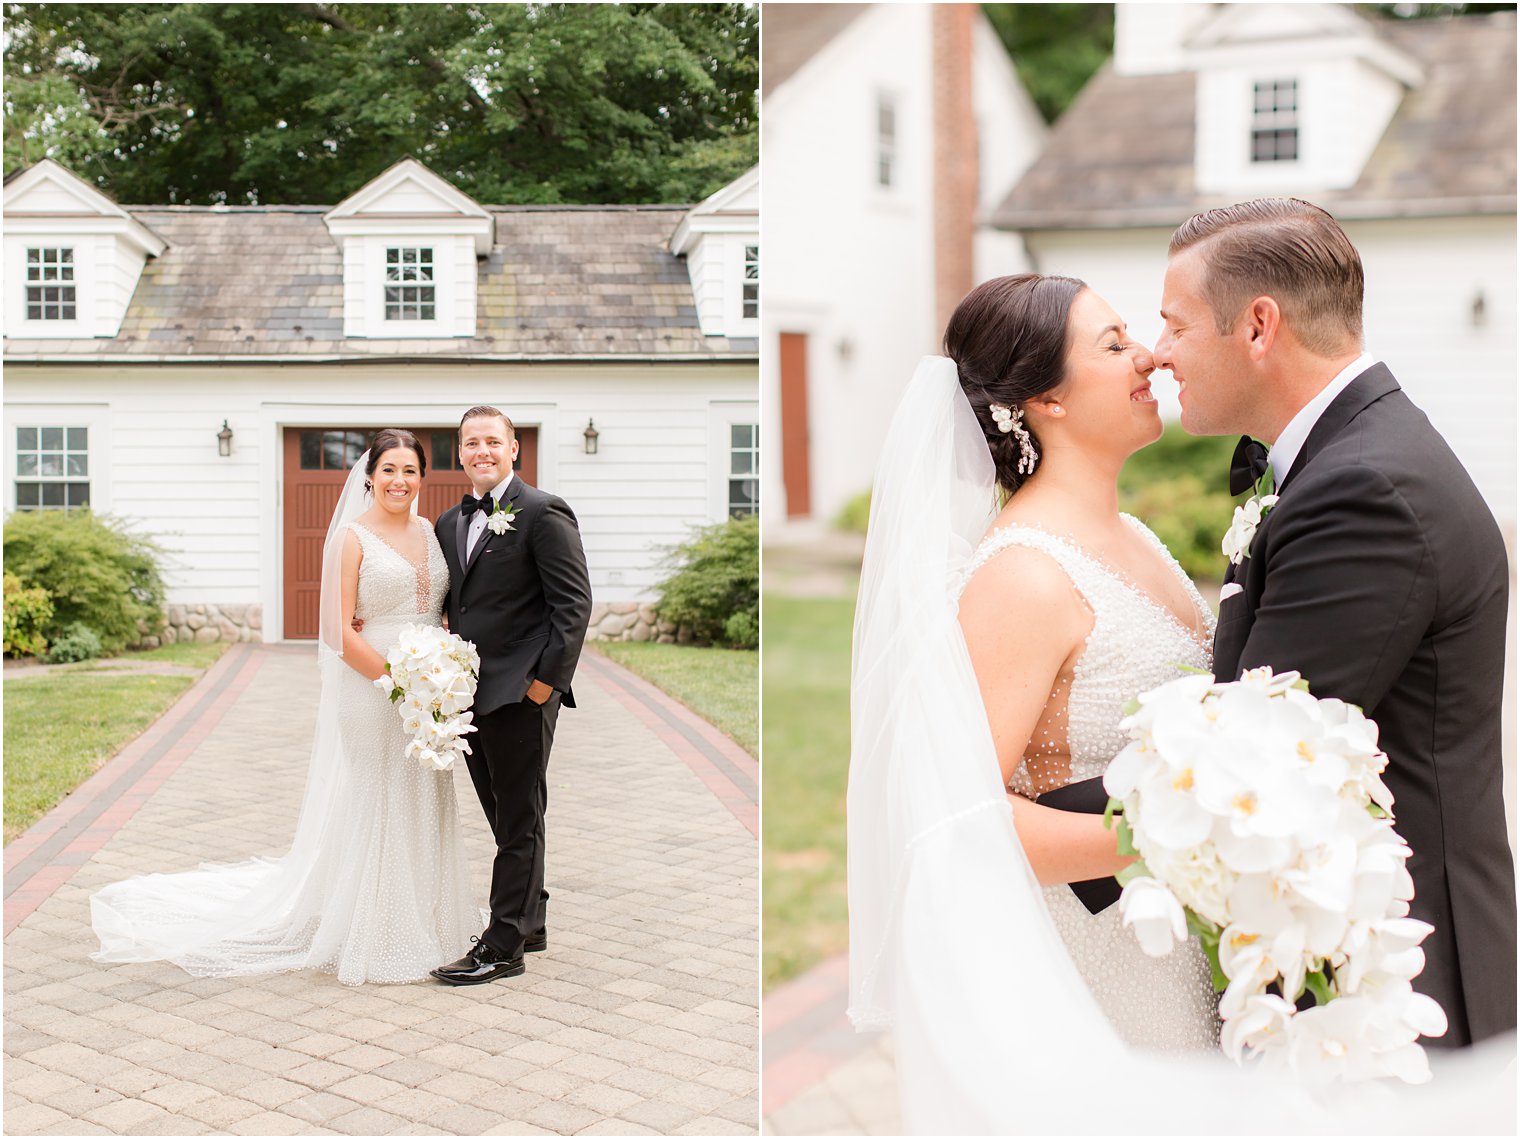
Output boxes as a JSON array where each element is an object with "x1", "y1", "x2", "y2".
[{"x1": 932, "y1": 4, "x2": 978, "y2": 338}]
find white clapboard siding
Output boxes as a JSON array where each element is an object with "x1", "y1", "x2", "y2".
[{"x1": 3, "y1": 362, "x2": 754, "y2": 632}]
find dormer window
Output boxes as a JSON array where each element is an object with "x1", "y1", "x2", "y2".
[
  {"x1": 743, "y1": 246, "x2": 759, "y2": 320},
  {"x1": 26, "y1": 247, "x2": 76, "y2": 321},
  {"x1": 384, "y1": 247, "x2": 435, "y2": 321},
  {"x1": 1252, "y1": 80, "x2": 1298, "y2": 163}
]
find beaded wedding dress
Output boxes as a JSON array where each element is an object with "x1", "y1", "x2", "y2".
[
  {"x1": 92, "y1": 508, "x2": 481, "y2": 985},
  {"x1": 957, "y1": 518, "x2": 1221, "y2": 1051},
  {"x1": 847, "y1": 358, "x2": 1513, "y2": 1133}
]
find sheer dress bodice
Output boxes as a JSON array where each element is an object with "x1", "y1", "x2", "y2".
[
  {"x1": 959, "y1": 513, "x2": 1222, "y2": 1051},
  {"x1": 349, "y1": 517, "x2": 449, "y2": 641},
  {"x1": 960, "y1": 515, "x2": 1215, "y2": 799}
]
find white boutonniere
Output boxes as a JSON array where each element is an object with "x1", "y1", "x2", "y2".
[
  {"x1": 1222, "y1": 469, "x2": 1278, "y2": 566},
  {"x1": 485, "y1": 500, "x2": 519, "y2": 536}
]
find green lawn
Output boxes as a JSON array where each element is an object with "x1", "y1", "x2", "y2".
[
  {"x1": 49, "y1": 639, "x2": 230, "y2": 672},
  {"x1": 4, "y1": 641, "x2": 230, "y2": 843},
  {"x1": 594, "y1": 641, "x2": 757, "y2": 757},
  {"x1": 761, "y1": 590, "x2": 856, "y2": 991}
]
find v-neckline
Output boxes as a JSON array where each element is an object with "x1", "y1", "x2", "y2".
[
  {"x1": 352, "y1": 518, "x2": 428, "y2": 572},
  {"x1": 983, "y1": 519, "x2": 1211, "y2": 650}
]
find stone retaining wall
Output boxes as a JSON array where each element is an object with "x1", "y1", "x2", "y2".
[
  {"x1": 586, "y1": 602, "x2": 684, "y2": 644},
  {"x1": 141, "y1": 604, "x2": 263, "y2": 649}
]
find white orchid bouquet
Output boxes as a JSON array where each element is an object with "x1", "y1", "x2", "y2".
[
  {"x1": 1102, "y1": 667, "x2": 1447, "y2": 1084},
  {"x1": 373, "y1": 624, "x2": 481, "y2": 771}
]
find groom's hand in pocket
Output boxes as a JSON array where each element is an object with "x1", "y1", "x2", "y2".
[{"x1": 525, "y1": 679, "x2": 554, "y2": 705}]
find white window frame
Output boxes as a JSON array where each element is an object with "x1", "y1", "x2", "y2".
[
  {"x1": 708, "y1": 401, "x2": 760, "y2": 521},
  {"x1": 4, "y1": 406, "x2": 111, "y2": 516},
  {"x1": 1251, "y1": 78, "x2": 1299, "y2": 165},
  {"x1": 742, "y1": 244, "x2": 759, "y2": 322},
  {"x1": 383, "y1": 245, "x2": 437, "y2": 322},
  {"x1": 360, "y1": 238, "x2": 455, "y2": 337},
  {"x1": 25, "y1": 246, "x2": 78, "y2": 322}
]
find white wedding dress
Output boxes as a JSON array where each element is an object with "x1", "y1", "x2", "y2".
[
  {"x1": 957, "y1": 517, "x2": 1222, "y2": 1051},
  {"x1": 91, "y1": 514, "x2": 480, "y2": 985},
  {"x1": 847, "y1": 358, "x2": 1513, "y2": 1133}
]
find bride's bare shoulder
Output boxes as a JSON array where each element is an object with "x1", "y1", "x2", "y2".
[{"x1": 960, "y1": 540, "x2": 1081, "y2": 620}]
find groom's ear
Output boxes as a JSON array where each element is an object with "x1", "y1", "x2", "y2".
[{"x1": 1240, "y1": 295, "x2": 1282, "y2": 361}]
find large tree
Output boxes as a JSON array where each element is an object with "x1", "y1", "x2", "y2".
[{"x1": 3, "y1": 2, "x2": 758, "y2": 205}]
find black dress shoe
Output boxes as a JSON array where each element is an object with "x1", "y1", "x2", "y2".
[
  {"x1": 524, "y1": 929, "x2": 547, "y2": 953},
  {"x1": 430, "y1": 936, "x2": 524, "y2": 985}
]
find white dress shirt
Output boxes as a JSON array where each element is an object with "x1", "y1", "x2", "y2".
[
  {"x1": 1267, "y1": 352, "x2": 1378, "y2": 488},
  {"x1": 465, "y1": 473, "x2": 514, "y2": 561}
]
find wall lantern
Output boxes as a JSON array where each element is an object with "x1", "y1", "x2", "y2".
[
  {"x1": 1471, "y1": 289, "x2": 1486, "y2": 328},
  {"x1": 583, "y1": 418, "x2": 600, "y2": 455},
  {"x1": 217, "y1": 420, "x2": 234, "y2": 457}
]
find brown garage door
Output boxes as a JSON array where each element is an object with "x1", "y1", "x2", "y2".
[{"x1": 282, "y1": 426, "x2": 539, "y2": 639}]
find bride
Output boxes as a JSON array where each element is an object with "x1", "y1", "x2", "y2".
[
  {"x1": 92, "y1": 429, "x2": 480, "y2": 985},
  {"x1": 846, "y1": 276, "x2": 1513, "y2": 1132}
]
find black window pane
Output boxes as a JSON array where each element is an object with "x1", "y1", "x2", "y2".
[
  {"x1": 66, "y1": 454, "x2": 88, "y2": 477},
  {"x1": 731, "y1": 424, "x2": 753, "y2": 448},
  {"x1": 420, "y1": 305, "x2": 435, "y2": 321},
  {"x1": 16, "y1": 484, "x2": 40, "y2": 508},
  {"x1": 26, "y1": 248, "x2": 39, "y2": 263},
  {"x1": 300, "y1": 430, "x2": 321, "y2": 469},
  {"x1": 17, "y1": 454, "x2": 38, "y2": 476},
  {"x1": 67, "y1": 427, "x2": 87, "y2": 449},
  {"x1": 18, "y1": 427, "x2": 37, "y2": 450},
  {"x1": 432, "y1": 434, "x2": 453, "y2": 471},
  {"x1": 60, "y1": 248, "x2": 73, "y2": 263},
  {"x1": 41, "y1": 483, "x2": 65, "y2": 507},
  {"x1": 729, "y1": 478, "x2": 758, "y2": 515},
  {"x1": 68, "y1": 483, "x2": 90, "y2": 507},
  {"x1": 41, "y1": 428, "x2": 63, "y2": 450},
  {"x1": 28, "y1": 305, "x2": 42, "y2": 320},
  {"x1": 39, "y1": 455, "x2": 62, "y2": 477},
  {"x1": 321, "y1": 431, "x2": 349, "y2": 470},
  {"x1": 387, "y1": 248, "x2": 399, "y2": 263},
  {"x1": 61, "y1": 305, "x2": 76, "y2": 320}
]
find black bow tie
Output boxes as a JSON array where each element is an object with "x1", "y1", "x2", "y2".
[
  {"x1": 461, "y1": 493, "x2": 496, "y2": 517},
  {"x1": 1229, "y1": 436, "x2": 1271, "y2": 497}
]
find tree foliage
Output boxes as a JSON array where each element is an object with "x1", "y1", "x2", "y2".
[
  {"x1": 3, "y1": 2, "x2": 758, "y2": 205},
  {"x1": 982, "y1": 4, "x2": 1115, "y2": 124}
]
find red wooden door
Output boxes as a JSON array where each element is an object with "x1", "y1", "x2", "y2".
[
  {"x1": 282, "y1": 426, "x2": 538, "y2": 639},
  {"x1": 779, "y1": 332, "x2": 812, "y2": 518}
]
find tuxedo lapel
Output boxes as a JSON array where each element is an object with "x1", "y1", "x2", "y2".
[
  {"x1": 1276, "y1": 364, "x2": 1400, "y2": 496},
  {"x1": 461, "y1": 476, "x2": 527, "y2": 581},
  {"x1": 455, "y1": 508, "x2": 473, "y2": 580}
]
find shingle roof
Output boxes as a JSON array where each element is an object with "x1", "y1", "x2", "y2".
[
  {"x1": 990, "y1": 11, "x2": 1516, "y2": 231},
  {"x1": 4, "y1": 204, "x2": 755, "y2": 361},
  {"x1": 761, "y1": 3, "x2": 867, "y2": 96}
]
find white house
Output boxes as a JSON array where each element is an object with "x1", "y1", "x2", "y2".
[
  {"x1": 3, "y1": 158, "x2": 759, "y2": 644},
  {"x1": 760, "y1": 3, "x2": 1047, "y2": 536},
  {"x1": 990, "y1": 3, "x2": 1517, "y2": 535}
]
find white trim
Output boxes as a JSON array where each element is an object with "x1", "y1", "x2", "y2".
[
  {"x1": 707, "y1": 400, "x2": 760, "y2": 522},
  {"x1": 3, "y1": 404, "x2": 113, "y2": 516}
]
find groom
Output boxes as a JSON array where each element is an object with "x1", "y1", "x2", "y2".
[
  {"x1": 431, "y1": 405, "x2": 592, "y2": 984},
  {"x1": 1153, "y1": 199, "x2": 1516, "y2": 1046}
]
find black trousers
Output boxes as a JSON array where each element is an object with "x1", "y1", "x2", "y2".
[{"x1": 466, "y1": 694, "x2": 560, "y2": 955}]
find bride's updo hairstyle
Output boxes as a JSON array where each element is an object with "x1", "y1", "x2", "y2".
[
  {"x1": 363, "y1": 428, "x2": 427, "y2": 493},
  {"x1": 943, "y1": 273, "x2": 1085, "y2": 493}
]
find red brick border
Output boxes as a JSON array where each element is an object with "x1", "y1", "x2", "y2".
[{"x1": 580, "y1": 649, "x2": 759, "y2": 839}]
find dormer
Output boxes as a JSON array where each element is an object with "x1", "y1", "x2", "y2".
[
  {"x1": 669, "y1": 167, "x2": 759, "y2": 339},
  {"x1": 1186, "y1": 4, "x2": 1423, "y2": 196},
  {"x1": 3, "y1": 160, "x2": 167, "y2": 340},
  {"x1": 322, "y1": 158, "x2": 494, "y2": 339}
]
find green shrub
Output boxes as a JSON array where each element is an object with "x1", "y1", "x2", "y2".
[
  {"x1": 4, "y1": 509, "x2": 166, "y2": 654},
  {"x1": 3, "y1": 571, "x2": 54, "y2": 658},
  {"x1": 723, "y1": 610, "x2": 759, "y2": 650},
  {"x1": 833, "y1": 490, "x2": 872, "y2": 535},
  {"x1": 1119, "y1": 427, "x2": 1239, "y2": 581},
  {"x1": 45, "y1": 621, "x2": 104, "y2": 664},
  {"x1": 655, "y1": 513, "x2": 759, "y2": 649}
]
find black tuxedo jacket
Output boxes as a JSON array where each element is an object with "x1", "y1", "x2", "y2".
[
  {"x1": 1213, "y1": 363, "x2": 1516, "y2": 1046},
  {"x1": 436, "y1": 477, "x2": 592, "y2": 717}
]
